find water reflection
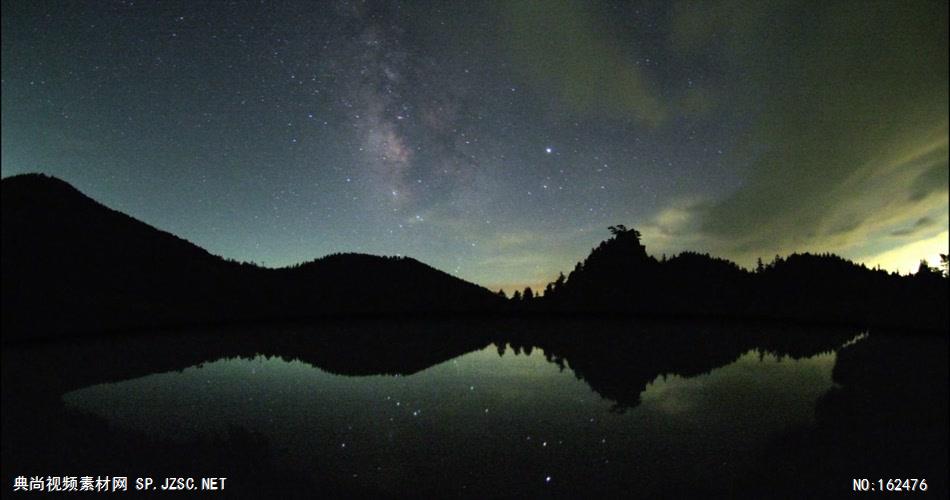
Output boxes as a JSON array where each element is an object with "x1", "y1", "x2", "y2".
[
  {"x1": 3, "y1": 320, "x2": 945, "y2": 497},
  {"x1": 62, "y1": 336, "x2": 840, "y2": 497}
]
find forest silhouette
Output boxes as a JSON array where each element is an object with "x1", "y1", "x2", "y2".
[
  {"x1": 526, "y1": 225, "x2": 948, "y2": 332},
  {"x1": 2, "y1": 173, "x2": 947, "y2": 342},
  {"x1": 3, "y1": 320, "x2": 946, "y2": 496}
]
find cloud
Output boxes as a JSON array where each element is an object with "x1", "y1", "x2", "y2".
[
  {"x1": 638, "y1": 198, "x2": 709, "y2": 257},
  {"x1": 890, "y1": 217, "x2": 936, "y2": 237},
  {"x1": 665, "y1": 1, "x2": 949, "y2": 268},
  {"x1": 858, "y1": 230, "x2": 950, "y2": 275},
  {"x1": 500, "y1": 0, "x2": 666, "y2": 125}
]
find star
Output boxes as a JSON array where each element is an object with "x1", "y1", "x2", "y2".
[{"x1": 4, "y1": 0, "x2": 937, "y2": 296}]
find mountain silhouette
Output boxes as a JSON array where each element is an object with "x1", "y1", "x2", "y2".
[
  {"x1": 539, "y1": 226, "x2": 948, "y2": 331},
  {"x1": 1, "y1": 174, "x2": 503, "y2": 341},
  {"x1": 3, "y1": 174, "x2": 947, "y2": 340}
]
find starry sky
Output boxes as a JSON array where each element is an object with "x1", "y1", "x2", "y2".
[{"x1": 2, "y1": 1, "x2": 947, "y2": 292}]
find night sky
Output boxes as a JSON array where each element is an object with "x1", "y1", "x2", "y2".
[{"x1": 2, "y1": 1, "x2": 947, "y2": 292}]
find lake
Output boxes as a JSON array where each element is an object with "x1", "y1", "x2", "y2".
[{"x1": 2, "y1": 319, "x2": 946, "y2": 497}]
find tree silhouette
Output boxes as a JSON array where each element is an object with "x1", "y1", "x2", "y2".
[
  {"x1": 607, "y1": 224, "x2": 643, "y2": 242},
  {"x1": 917, "y1": 259, "x2": 940, "y2": 276},
  {"x1": 4, "y1": 175, "x2": 948, "y2": 337},
  {"x1": 530, "y1": 225, "x2": 947, "y2": 331},
  {"x1": 608, "y1": 224, "x2": 628, "y2": 235}
]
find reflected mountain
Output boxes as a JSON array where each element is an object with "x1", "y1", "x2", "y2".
[
  {"x1": 3, "y1": 319, "x2": 947, "y2": 497},
  {"x1": 750, "y1": 332, "x2": 949, "y2": 496},
  {"x1": 1, "y1": 319, "x2": 854, "y2": 409},
  {"x1": 2, "y1": 175, "x2": 947, "y2": 497},
  {"x1": 497, "y1": 320, "x2": 856, "y2": 411}
]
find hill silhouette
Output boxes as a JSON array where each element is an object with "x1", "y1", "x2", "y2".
[
  {"x1": 15, "y1": 320, "x2": 939, "y2": 497},
  {"x1": 1, "y1": 174, "x2": 503, "y2": 341},
  {"x1": 3, "y1": 174, "x2": 947, "y2": 340},
  {"x1": 537, "y1": 226, "x2": 948, "y2": 331}
]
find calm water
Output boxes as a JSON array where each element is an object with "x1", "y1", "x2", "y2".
[
  {"x1": 3, "y1": 320, "x2": 946, "y2": 497},
  {"x1": 63, "y1": 338, "x2": 838, "y2": 496}
]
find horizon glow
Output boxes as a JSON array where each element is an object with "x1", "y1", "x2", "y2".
[{"x1": 2, "y1": 1, "x2": 946, "y2": 292}]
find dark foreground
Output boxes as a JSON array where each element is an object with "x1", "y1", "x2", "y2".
[{"x1": 2, "y1": 319, "x2": 946, "y2": 498}]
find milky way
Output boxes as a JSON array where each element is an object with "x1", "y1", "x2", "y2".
[{"x1": 2, "y1": 1, "x2": 947, "y2": 290}]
